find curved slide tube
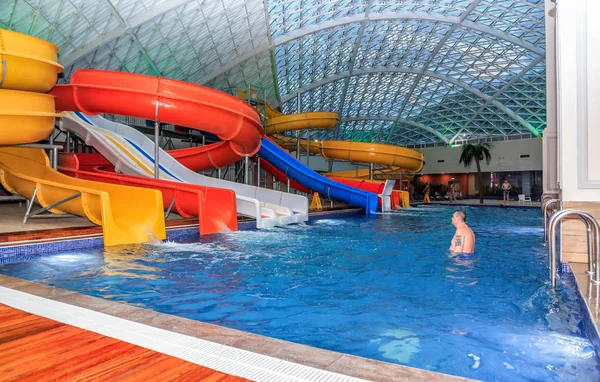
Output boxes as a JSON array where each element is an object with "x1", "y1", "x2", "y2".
[
  {"x1": 259, "y1": 138, "x2": 378, "y2": 214},
  {"x1": 274, "y1": 135, "x2": 424, "y2": 175},
  {"x1": 50, "y1": 69, "x2": 264, "y2": 156},
  {"x1": 0, "y1": 29, "x2": 63, "y2": 145},
  {"x1": 60, "y1": 112, "x2": 308, "y2": 228},
  {"x1": 59, "y1": 153, "x2": 238, "y2": 235},
  {"x1": 0, "y1": 147, "x2": 166, "y2": 246},
  {"x1": 0, "y1": 90, "x2": 59, "y2": 146},
  {"x1": 265, "y1": 103, "x2": 339, "y2": 136},
  {"x1": 0, "y1": 28, "x2": 64, "y2": 93}
]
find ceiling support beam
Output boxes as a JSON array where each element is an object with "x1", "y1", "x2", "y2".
[
  {"x1": 388, "y1": 0, "x2": 483, "y2": 144},
  {"x1": 449, "y1": 56, "x2": 545, "y2": 143},
  {"x1": 274, "y1": 66, "x2": 532, "y2": 135},
  {"x1": 101, "y1": 0, "x2": 161, "y2": 76},
  {"x1": 61, "y1": 0, "x2": 194, "y2": 68},
  {"x1": 199, "y1": 8, "x2": 544, "y2": 85},
  {"x1": 262, "y1": 0, "x2": 281, "y2": 103},
  {"x1": 337, "y1": 0, "x2": 374, "y2": 119},
  {"x1": 341, "y1": 116, "x2": 447, "y2": 143}
]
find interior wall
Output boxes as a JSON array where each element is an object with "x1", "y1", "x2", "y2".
[
  {"x1": 556, "y1": 0, "x2": 600, "y2": 202},
  {"x1": 543, "y1": 0, "x2": 559, "y2": 195},
  {"x1": 555, "y1": 0, "x2": 600, "y2": 263},
  {"x1": 418, "y1": 139, "x2": 543, "y2": 175}
]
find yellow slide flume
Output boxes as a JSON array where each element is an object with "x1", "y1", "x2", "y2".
[
  {"x1": 265, "y1": 103, "x2": 339, "y2": 135},
  {"x1": 235, "y1": 90, "x2": 339, "y2": 136},
  {"x1": 0, "y1": 28, "x2": 64, "y2": 93},
  {"x1": 0, "y1": 147, "x2": 166, "y2": 246},
  {"x1": 273, "y1": 135, "x2": 424, "y2": 178},
  {"x1": 0, "y1": 28, "x2": 166, "y2": 246}
]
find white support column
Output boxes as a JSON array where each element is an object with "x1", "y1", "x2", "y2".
[{"x1": 543, "y1": 0, "x2": 559, "y2": 196}]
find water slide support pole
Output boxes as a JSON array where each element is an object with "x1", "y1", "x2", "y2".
[
  {"x1": 306, "y1": 132, "x2": 310, "y2": 168},
  {"x1": 257, "y1": 156, "x2": 261, "y2": 188},
  {"x1": 369, "y1": 163, "x2": 374, "y2": 180},
  {"x1": 218, "y1": 168, "x2": 222, "y2": 179},
  {"x1": 48, "y1": 131, "x2": 58, "y2": 170},
  {"x1": 244, "y1": 155, "x2": 249, "y2": 184},
  {"x1": 296, "y1": 92, "x2": 301, "y2": 160},
  {"x1": 65, "y1": 131, "x2": 71, "y2": 153},
  {"x1": 154, "y1": 101, "x2": 159, "y2": 179},
  {"x1": 287, "y1": 179, "x2": 290, "y2": 193}
]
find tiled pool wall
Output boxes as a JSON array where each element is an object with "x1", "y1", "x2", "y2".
[
  {"x1": 567, "y1": 270, "x2": 600, "y2": 354},
  {"x1": 0, "y1": 208, "x2": 364, "y2": 262}
]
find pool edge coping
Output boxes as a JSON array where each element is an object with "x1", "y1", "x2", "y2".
[{"x1": 0, "y1": 274, "x2": 472, "y2": 382}]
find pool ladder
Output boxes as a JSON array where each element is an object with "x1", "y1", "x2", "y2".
[
  {"x1": 543, "y1": 198, "x2": 562, "y2": 242},
  {"x1": 547, "y1": 207, "x2": 600, "y2": 289}
]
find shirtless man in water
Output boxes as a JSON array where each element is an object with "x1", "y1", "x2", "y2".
[{"x1": 450, "y1": 210, "x2": 475, "y2": 254}]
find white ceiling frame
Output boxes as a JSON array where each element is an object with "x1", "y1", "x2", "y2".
[
  {"x1": 341, "y1": 116, "x2": 447, "y2": 143},
  {"x1": 60, "y1": 0, "x2": 195, "y2": 68},
  {"x1": 449, "y1": 56, "x2": 546, "y2": 143},
  {"x1": 273, "y1": 66, "x2": 534, "y2": 135},
  {"x1": 199, "y1": 8, "x2": 544, "y2": 84}
]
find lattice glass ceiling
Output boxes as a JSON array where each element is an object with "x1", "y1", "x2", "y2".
[{"x1": 1, "y1": 0, "x2": 546, "y2": 146}]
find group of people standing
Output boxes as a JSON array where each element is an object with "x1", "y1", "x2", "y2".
[
  {"x1": 420, "y1": 182, "x2": 459, "y2": 203},
  {"x1": 417, "y1": 178, "x2": 513, "y2": 204}
]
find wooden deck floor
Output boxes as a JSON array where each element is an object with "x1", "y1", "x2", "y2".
[{"x1": 0, "y1": 304, "x2": 249, "y2": 381}]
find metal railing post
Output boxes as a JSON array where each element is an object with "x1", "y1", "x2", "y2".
[
  {"x1": 544, "y1": 199, "x2": 560, "y2": 242},
  {"x1": 244, "y1": 156, "x2": 249, "y2": 185},
  {"x1": 257, "y1": 156, "x2": 261, "y2": 188},
  {"x1": 296, "y1": 92, "x2": 301, "y2": 160},
  {"x1": 548, "y1": 209, "x2": 600, "y2": 289}
]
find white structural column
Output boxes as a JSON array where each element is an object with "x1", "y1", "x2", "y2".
[
  {"x1": 556, "y1": 0, "x2": 600, "y2": 202},
  {"x1": 555, "y1": 0, "x2": 600, "y2": 264},
  {"x1": 543, "y1": 0, "x2": 559, "y2": 195}
]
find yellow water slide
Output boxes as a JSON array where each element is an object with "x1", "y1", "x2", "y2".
[
  {"x1": 273, "y1": 135, "x2": 424, "y2": 178},
  {"x1": 0, "y1": 148, "x2": 166, "y2": 246},
  {"x1": 265, "y1": 103, "x2": 339, "y2": 135},
  {"x1": 235, "y1": 89, "x2": 340, "y2": 136},
  {"x1": 0, "y1": 28, "x2": 166, "y2": 246}
]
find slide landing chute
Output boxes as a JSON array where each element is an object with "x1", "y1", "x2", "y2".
[
  {"x1": 258, "y1": 138, "x2": 378, "y2": 214},
  {"x1": 59, "y1": 153, "x2": 238, "y2": 235},
  {"x1": 61, "y1": 112, "x2": 308, "y2": 228},
  {"x1": 0, "y1": 147, "x2": 166, "y2": 246}
]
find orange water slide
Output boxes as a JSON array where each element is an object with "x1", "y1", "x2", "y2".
[{"x1": 50, "y1": 70, "x2": 264, "y2": 156}]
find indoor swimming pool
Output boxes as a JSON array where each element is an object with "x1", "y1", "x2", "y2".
[{"x1": 0, "y1": 206, "x2": 598, "y2": 381}]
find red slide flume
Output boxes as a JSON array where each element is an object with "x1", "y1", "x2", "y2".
[
  {"x1": 50, "y1": 70, "x2": 264, "y2": 156},
  {"x1": 59, "y1": 153, "x2": 238, "y2": 234}
]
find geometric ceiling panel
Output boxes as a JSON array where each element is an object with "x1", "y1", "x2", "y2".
[
  {"x1": 268, "y1": 0, "x2": 366, "y2": 39},
  {"x1": 3, "y1": 0, "x2": 546, "y2": 146},
  {"x1": 355, "y1": 20, "x2": 452, "y2": 71},
  {"x1": 428, "y1": 26, "x2": 541, "y2": 95},
  {"x1": 275, "y1": 24, "x2": 360, "y2": 95},
  {"x1": 343, "y1": 72, "x2": 419, "y2": 118}
]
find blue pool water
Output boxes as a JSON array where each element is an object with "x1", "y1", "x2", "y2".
[{"x1": 1, "y1": 206, "x2": 598, "y2": 381}]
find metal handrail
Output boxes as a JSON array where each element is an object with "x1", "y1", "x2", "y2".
[
  {"x1": 548, "y1": 209, "x2": 600, "y2": 289},
  {"x1": 541, "y1": 195, "x2": 553, "y2": 211},
  {"x1": 543, "y1": 198, "x2": 562, "y2": 242}
]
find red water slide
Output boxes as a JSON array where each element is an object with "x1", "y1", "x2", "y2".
[
  {"x1": 59, "y1": 153, "x2": 238, "y2": 234},
  {"x1": 50, "y1": 69, "x2": 264, "y2": 156}
]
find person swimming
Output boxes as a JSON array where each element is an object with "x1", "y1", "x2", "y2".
[{"x1": 449, "y1": 210, "x2": 475, "y2": 254}]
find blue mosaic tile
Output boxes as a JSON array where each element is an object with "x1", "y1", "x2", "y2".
[
  {"x1": 0, "y1": 237, "x2": 104, "y2": 262},
  {"x1": 567, "y1": 271, "x2": 600, "y2": 354},
  {"x1": 166, "y1": 227, "x2": 201, "y2": 240},
  {"x1": 0, "y1": 209, "x2": 362, "y2": 261}
]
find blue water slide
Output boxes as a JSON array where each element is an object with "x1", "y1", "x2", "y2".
[{"x1": 258, "y1": 138, "x2": 378, "y2": 215}]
